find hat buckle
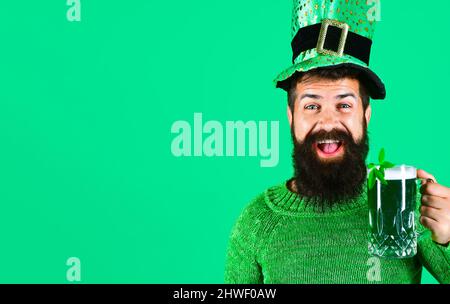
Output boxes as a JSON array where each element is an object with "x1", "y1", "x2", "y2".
[{"x1": 316, "y1": 19, "x2": 349, "y2": 57}]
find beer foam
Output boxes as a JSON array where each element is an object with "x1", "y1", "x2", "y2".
[{"x1": 367, "y1": 165, "x2": 416, "y2": 180}]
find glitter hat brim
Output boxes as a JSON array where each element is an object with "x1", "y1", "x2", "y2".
[{"x1": 273, "y1": 49, "x2": 386, "y2": 100}]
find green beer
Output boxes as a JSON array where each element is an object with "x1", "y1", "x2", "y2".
[{"x1": 367, "y1": 165, "x2": 418, "y2": 258}]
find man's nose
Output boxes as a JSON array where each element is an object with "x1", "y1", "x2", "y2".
[{"x1": 316, "y1": 109, "x2": 340, "y2": 131}]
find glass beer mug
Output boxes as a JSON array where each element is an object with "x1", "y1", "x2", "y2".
[{"x1": 367, "y1": 165, "x2": 421, "y2": 258}]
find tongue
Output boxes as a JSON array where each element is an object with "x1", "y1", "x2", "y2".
[{"x1": 320, "y1": 143, "x2": 339, "y2": 154}]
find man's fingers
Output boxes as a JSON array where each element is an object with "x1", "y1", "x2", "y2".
[
  {"x1": 420, "y1": 205, "x2": 442, "y2": 222},
  {"x1": 421, "y1": 195, "x2": 443, "y2": 210},
  {"x1": 417, "y1": 169, "x2": 437, "y2": 183},
  {"x1": 420, "y1": 182, "x2": 450, "y2": 198},
  {"x1": 420, "y1": 215, "x2": 439, "y2": 231}
]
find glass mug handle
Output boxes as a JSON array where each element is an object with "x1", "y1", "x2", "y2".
[{"x1": 415, "y1": 177, "x2": 435, "y2": 240}]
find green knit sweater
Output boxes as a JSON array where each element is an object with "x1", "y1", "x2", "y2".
[{"x1": 224, "y1": 180, "x2": 450, "y2": 284}]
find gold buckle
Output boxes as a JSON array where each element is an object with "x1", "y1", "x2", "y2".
[{"x1": 316, "y1": 19, "x2": 349, "y2": 57}]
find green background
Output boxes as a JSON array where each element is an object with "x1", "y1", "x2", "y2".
[{"x1": 0, "y1": 1, "x2": 448, "y2": 283}]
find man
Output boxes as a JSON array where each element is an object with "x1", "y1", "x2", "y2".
[{"x1": 224, "y1": 0, "x2": 450, "y2": 283}]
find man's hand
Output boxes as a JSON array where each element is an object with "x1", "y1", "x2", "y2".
[{"x1": 417, "y1": 169, "x2": 450, "y2": 246}]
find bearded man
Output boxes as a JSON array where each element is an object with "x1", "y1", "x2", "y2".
[{"x1": 224, "y1": 0, "x2": 450, "y2": 284}]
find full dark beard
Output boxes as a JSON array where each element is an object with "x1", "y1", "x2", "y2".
[{"x1": 290, "y1": 121, "x2": 369, "y2": 211}]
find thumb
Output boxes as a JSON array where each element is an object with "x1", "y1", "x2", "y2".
[{"x1": 417, "y1": 169, "x2": 437, "y2": 185}]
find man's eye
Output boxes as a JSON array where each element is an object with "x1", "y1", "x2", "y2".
[
  {"x1": 338, "y1": 103, "x2": 351, "y2": 109},
  {"x1": 305, "y1": 104, "x2": 319, "y2": 110}
]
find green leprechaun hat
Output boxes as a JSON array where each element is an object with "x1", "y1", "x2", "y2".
[{"x1": 274, "y1": 0, "x2": 386, "y2": 99}]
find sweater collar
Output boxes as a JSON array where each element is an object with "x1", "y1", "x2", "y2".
[{"x1": 265, "y1": 178, "x2": 368, "y2": 216}]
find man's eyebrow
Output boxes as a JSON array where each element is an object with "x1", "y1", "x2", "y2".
[
  {"x1": 336, "y1": 93, "x2": 357, "y2": 100},
  {"x1": 300, "y1": 93, "x2": 322, "y2": 100}
]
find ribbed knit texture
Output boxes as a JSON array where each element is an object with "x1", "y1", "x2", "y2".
[{"x1": 224, "y1": 180, "x2": 450, "y2": 284}]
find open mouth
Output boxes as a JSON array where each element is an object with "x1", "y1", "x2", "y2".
[{"x1": 314, "y1": 139, "x2": 344, "y2": 158}]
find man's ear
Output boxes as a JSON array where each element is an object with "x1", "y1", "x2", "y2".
[
  {"x1": 287, "y1": 104, "x2": 293, "y2": 127},
  {"x1": 365, "y1": 103, "x2": 372, "y2": 125}
]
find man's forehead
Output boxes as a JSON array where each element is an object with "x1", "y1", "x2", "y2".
[{"x1": 296, "y1": 77, "x2": 360, "y2": 94}]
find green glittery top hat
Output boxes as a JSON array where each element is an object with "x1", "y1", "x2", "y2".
[{"x1": 274, "y1": 0, "x2": 386, "y2": 99}]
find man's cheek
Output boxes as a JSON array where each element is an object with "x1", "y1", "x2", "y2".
[
  {"x1": 294, "y1": 123, "x2": 309, "y2": 141},
  {"x1": 295, "y1": 131, "x2": 307, "y2": 144}
]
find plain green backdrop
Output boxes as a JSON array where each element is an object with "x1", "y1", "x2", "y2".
[{"x1": 0, "y1": 1, "x2": 448, "y2": 283}]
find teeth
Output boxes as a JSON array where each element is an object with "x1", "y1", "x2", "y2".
[{"x1": 317, "y1": 139, "x2": 340, "y2": 144}]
